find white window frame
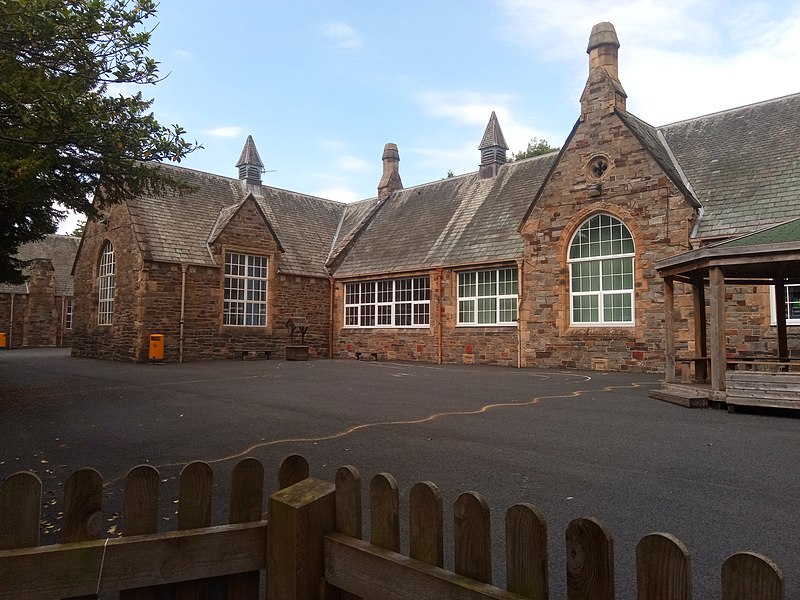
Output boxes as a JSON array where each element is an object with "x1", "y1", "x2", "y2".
[
  {"x1": 769, "y1": 284, "x2": 800, "y2": 326},
  {"x1": 344, "y1": 276, "x2": 430, "y2": 328},
  {"x1": 457, "y1": 267, "x2": 518, "y2": 326},
  {"x1": 97, "y1": 241, "x2": 115, "y2": 325},
  {"x1": 65, "y1": 299, "x2": 73, "y2": 330},
  {"x1": 567, "y1": 214, "x2": 635, "y2": 327},
  {"x1": 224, "y1": 252, "x2": 269, "y2": 327}
]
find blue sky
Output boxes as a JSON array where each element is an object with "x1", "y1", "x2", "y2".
[{"x1": 59, "y1": 0, "x2": 800, "y2": 232}]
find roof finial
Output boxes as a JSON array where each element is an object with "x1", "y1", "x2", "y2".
[
  {"x1": 236, "y1": 135, "x2": 264, "y2": 184},
  {"x1": 478, "y1": 111, "x2": 508, "y2": 179}
]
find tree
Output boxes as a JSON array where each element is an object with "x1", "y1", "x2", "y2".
[
  {"x1": 0, "y1": 0, "x2": 199, "y2": 283},
  {"x1": 508, "y1": 138, "x2": 559, "y2": 162},
  {"x1": 70, "y1": 220, "x2": 85, "y2": 237}
]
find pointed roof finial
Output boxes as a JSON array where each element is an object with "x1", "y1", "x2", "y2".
[
  {"x1": 479, "y1": 112, "x2": 508, "y2": 179},
  {"x1": 479, "y1": 111, "x2": 509, "y2": 151},
  {"x1": 236, "y1": 135, "x2": 264, "y2": 184}
]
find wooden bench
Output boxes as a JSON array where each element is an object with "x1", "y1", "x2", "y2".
[
  {"x1": 233, "y1": 348, "x2": 273, "y2": 360},
  {"x1": 355, "y1": 351, "x2": 380, "y2": 361},
  {"x1": 674, "y1": 356, "x2": 710, "y2": 382}
]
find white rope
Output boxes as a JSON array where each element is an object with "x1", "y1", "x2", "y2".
[{"x1": 96, "y1": 537, "x2": 110, "y2": 595}]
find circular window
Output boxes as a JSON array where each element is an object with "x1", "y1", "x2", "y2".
[{"x1": 587, "y1": 155, "x2": 611, "y2": 180}]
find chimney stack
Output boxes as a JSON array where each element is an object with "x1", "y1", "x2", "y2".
[
  {"x1": 377, "y1": 143, "x2": 403, "y2": 201},
  {"x1": 581, "y1": 22, "x2": 627, "y2": 118}
]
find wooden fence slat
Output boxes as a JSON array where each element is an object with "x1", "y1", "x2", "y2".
[
  {"x1": 335, "y1": 465, "x2": 362, "y2": 538},
  {"x1": 721, "y1": 551, "x2": 784, "y2": 600},
  {"x1": 279, "y1": 454, "x2": 309, "y2": 490},
  {"x1": 120, "y1": 465, "x2": 161, "y2": 600},
  {"x1": 454, "y1": 491, "x2": 492, "y2": 585},
  {"x1": 62, "y1": 468, "x2": 103, "y2": 600},
  {"x1": 636, "y1": 532, "x2": 692, "y2": 600},
  {"x1": 175, "y1": 461, "x2": 213, "y2": 600},
  {"x1": 505, "y1": 502, "x2": 548, "y2": 600},
  {"x1": 0, "y1": 471, "x2": 41, "y2": 550},
  {"x1": 227, "y1": 458, "x2": 264, "y2": 600},
  {"x1": 370, "y1": 473, "x2": 400, "y2": 552},
  {"x1": 409, "y1": 481, "x2": 443, "y2": 568},
  {"x1": 565, "y1": 517, "x2": 614, "y2": 600}
]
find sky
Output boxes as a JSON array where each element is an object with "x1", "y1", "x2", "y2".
[{"x1": 58, "y1": 0, "x2": 800, "y2": 233}]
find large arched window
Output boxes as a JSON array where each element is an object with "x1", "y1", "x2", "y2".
[
  {"x1": 568, "y1": 214, "x2": 635, "y2": 325},
  {"x1": 97, "y1": 241, "x2": 115, "y2": 325}
]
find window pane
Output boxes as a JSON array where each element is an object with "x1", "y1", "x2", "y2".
[
  {"x1": 413, "y1": 303, "x2": 430, "y2": 325},
  {"x1": 395, "y1": 278, "x2": 412, "y2": 302},
  {"x1": 458, "y1": 272, "x2": 476, "y2": 298},
  {"x1": 477, "y1": 297, "x2": 496, "y2": 324},
  {"x1": 477, "y1": 271, "x2": 497, "y2": 297},
  {"x1": 377, "y1": 304, "x2": 392, "y2": 325},
  {"x1": 572, "y1": 295, "x2": 599, "y2": 323},
  {"x1": 499, "y1": 297, "x2": 517, "y2": 323},
  {"x1": 395, "y1": 302, "x2": 411, "y2": 326},
  {"x1": 459, "y1": 299, "x2": 475, "y2": 323},
  {"x1": 498, "y1": 268, "x2": 518, "y2": 295}
]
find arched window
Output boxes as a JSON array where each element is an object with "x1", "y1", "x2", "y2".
[
  {"x1": 97, "y1": 241, "x2": 115, "y2": 325},
  {"x1": 568, "y1": 214, "x2": 635, "y2": 325}
]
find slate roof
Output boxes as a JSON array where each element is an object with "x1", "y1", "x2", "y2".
[
  {"x1": 126, "y1": 164, "x2": 345, "y2": 278},
  {"x1": 0, "y1": 235, "x2": 80, "y2": 295},
  {"x1": 659, "y1": 93, "x2": 800, "y2": 239},
  {"x1": 331, "y1": 153, "x2": 558, "y2": 277},
  {"x1": 479, "y1": 111, "x2": 509, "y2": 150}
]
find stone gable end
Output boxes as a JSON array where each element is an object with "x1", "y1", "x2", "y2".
[{"x1": 520, "y1": 109, "x2": 697, "y2": 372}]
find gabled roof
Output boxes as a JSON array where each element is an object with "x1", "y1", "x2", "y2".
[
  {"x1": 332, "y1": 154, "x2": 557, "y2": 277},
  {"x1": 615, "y1": 109, "x2": 700, "y2": 208},
  {"x1": 125, "y1": 164, "x2": 345, "y2": 278},
  {"x1": 0, "y1": 235, "x2": 80, "y2": 295},
  {"x1": 659, "y1": 93, "x2": 800, "y2": 239},
  {"x1": 208, "y1": 193, "x2": 286, "y2": 253}
]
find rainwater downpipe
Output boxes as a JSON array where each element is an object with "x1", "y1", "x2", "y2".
[
  {"x1": 59, "y1": 296, "x2": 65, "y2": 348},
  {"x1": 437, "y1": 267, "x2": 443, "y2": 365},
  {"x1": 329, "y1": 277, "x2": 334, "y2": 359},
  {"x1": 179, "y1": 264, "x2": 187, "y2": 363},
  {"x1": 9, "y1": 293, "x2": 15, "y2": 348},
  {"x1": 517, "y1": 260, "x2": 524, "y2": 369}
]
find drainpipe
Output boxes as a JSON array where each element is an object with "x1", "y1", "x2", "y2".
[
  {"x1": 179, "y1": 264, "x2": 187, "y2": 363},
  {"x1": 329, "y1": 276, "x2": 334, "y2": 359},
  {"x1": 59, "y1": 296, "x2": 65, "y2": 348},
  {"x1": 517, "y1": 260, "x2": 524, "y2": 369},
  {"x1": 437, "y1": 267, "x2": 443, "y2": 365},
  {"x1": 9, "y1": 293, "x2": 14, "y2": 349}
]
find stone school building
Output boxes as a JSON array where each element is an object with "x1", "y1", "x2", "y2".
[
  {"x1": 71, "y1": 22, "x2": 800, "y2": 370},
  {"x1": 1, "y1": 235, "x2": 80, "y2": 349}
]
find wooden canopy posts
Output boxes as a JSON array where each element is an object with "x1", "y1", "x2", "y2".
[{"x1": 654, "y1": 220, "x2": 800, "y2": 410}]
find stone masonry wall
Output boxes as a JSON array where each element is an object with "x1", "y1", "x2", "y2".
[
  {"x1": 333, "y1": 266, "x2": 519, "y2": 367},
  {"x1": 520, "y1": 78, "x2": 697, "y2": 372},
  {"x1": 72, "y1": 202, "x2": 145, "y2": 361},
  {"x1": 22, "y1": 259, "x2": 58, "y2": 347}
]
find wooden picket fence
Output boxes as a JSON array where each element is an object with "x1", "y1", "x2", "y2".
[{"x1": 0, "y1": 454, "x2": 786, "y2": 599}]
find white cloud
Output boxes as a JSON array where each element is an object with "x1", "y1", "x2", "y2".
[
  {"x1": 415, "y1": 90, "x2": 558, "y2": 154},
  {"x1": 175, "y1": 49, "x2": 193, "y2": 61},
  {"x1": 321, "y1": 22, "x2": 363, "y2": 49},
  {"x1": 313, "y1": 186, "x2": 361, "y2": 203},
  {"x1": 496, "y1": 0, "x2": 800, "y2": 124},
  {"x1": 336, "y1": 155, "x2": 371, "y2": 172},
  {"x1": 205, "y1": 126, "x2": 246, "y2": 138}
]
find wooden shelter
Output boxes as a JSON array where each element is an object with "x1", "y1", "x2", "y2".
[{"x1": 653, "y1": 218, "x2": 800, "y2": 410}]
